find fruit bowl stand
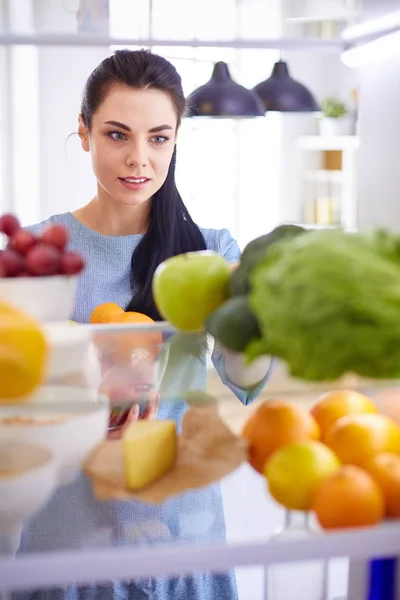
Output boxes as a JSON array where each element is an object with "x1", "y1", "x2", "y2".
[{"x1": 1, "y1": 322, "x2": 400, "y2": 600}]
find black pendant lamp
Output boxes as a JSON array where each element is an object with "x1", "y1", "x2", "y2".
[
  {"x1": 187, "y1": 61, "x2": 265, "y2": 118},
  {"x1": 253, "y1": 61, "x2": 319, "y2": 113}
]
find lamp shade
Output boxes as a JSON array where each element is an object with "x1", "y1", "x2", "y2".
[
  {"x1": 253, "y1": 61, "x2": 319, "y2": 112},
  {"x1": 187, "y1": 61, "x2": 265, "y2": 118}
]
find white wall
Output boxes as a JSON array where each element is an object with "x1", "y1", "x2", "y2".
[
  {"x1": 2, "y1": 0, "x2": 41, "y2": 225},
  {"x1": 0, "y1": 0, "x2": 10, "y2": 216},
  {"x1": 358, "y1": 0, "x2": 400, "y2": 230},
  {"x1": 34, "y1": 0, "x2": 109, "y2": 222}
]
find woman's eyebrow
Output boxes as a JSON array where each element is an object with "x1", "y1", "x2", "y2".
[
  {"x1": 148, "y1": 124, "x2": 174, "y2": 133},
  {"x1": 104, "y1": 121, "x2": 173, "y2": 134},
  {"x1": 104, "y1": 120, "x2": 131, "y2": 131}
]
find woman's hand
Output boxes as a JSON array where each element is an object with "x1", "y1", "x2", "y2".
[
  {"x1": 98, "y1": 355, "x2": 160, "y2": 440},
  {"x1": 107, "y1": 392, "x2": 160, "y2": 440}
]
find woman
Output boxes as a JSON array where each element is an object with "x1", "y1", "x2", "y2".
[{"x1": 17, "y1": 49, "x2": 272, "y2": 600}]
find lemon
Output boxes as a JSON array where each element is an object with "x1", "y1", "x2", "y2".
[
  {"x1": 0, "y1": 305, "x2": 48, "y2": 402},
  {"x1": 265, "y1": 440, "x2": 341, "y2": 511}
]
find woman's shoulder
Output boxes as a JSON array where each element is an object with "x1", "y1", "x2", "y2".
[
  {"x1": 199, "y1": 227, "x2": 241, "y2": 262},
  {"x1": 26, "y1": 212, "x2": 73, "y2": 235}
]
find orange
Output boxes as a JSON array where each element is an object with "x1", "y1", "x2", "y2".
[
  {"x1": 90, "y1": 302, "x2": 124, "y2": 324},
  {"x1": 363, "y1": 453, "x2": 400, "y2": 518},
  {"x1": 310, "y1": 390, "x2": 377, "y2": 442},
  {"x1": 312, "y1": 465, "x2": 384, "y2": 529},
  {"x1": 326, "y1": 413, "x2": 400, "y2": 466},
  {"x1": 242, "y1": 399, "x2": 320, "y2": 473}
]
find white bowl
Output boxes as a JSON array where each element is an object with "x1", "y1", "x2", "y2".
[
  {"x1": 43, "y1": 322, "x2": 91, "y2": 380},
  {"x1": 0, "y1": 275, "x2": 78, "y2": 322},
  {"x1": 0, "y1": 441, "x2": 58, "y2": 552},
  {"x1": 0, "y1": 386, "x2": 109, "y2": 485}
]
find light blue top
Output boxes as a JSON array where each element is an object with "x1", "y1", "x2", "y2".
[{"x1": 16, "y1": 212, "x2": 272, "y2": 600}]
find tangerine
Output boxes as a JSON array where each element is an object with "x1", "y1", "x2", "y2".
[
  {"x1": 326, "y1": 413, "x2": 400, "y2": 466},
  {"x1": 242, "y1": 399, "x2": 320, "y2": 473},
  {"x1": 310, "y1": 390, "x2": 377, "y2": 442},
  {"x1": 312, "y1": 465, "x2": 384, "y2": 529},
  {"x1": 363, "y1": 453, "x2": 400, "y2": 518},
  {"x1": 90, "y1": 302, "x2": 123, "y2": 324}
]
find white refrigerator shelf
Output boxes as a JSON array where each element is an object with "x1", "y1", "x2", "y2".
[{"x1": 1, "y1": 522, "x2": 400, "y2": 592}]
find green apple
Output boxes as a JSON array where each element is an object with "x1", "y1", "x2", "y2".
[{"x1": 152, "y1": 250, "x2": 231, "y2": 331}]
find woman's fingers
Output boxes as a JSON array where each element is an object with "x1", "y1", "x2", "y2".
[
  {"x1": 139, "y1": 392, "x2": 160, "y2": 420},
  {"x1": 126, "y1": 404, "x2": 140, "y2": 423},
  {"x1": 106, "y1": 390, "x2": 160, "y2": 439},
  {"x1": 107, "y1": 404, "x2": 140, "y2": 439}
]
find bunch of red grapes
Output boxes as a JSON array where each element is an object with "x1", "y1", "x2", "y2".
[{"x1": 0, "y1": 213, "x2": 85, "y2": 278}]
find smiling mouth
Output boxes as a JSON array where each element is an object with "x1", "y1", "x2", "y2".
[{"x1": 120, "y1": 177, "x2": 149, "y2": 184}]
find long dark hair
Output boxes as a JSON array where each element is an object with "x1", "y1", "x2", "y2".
[{"x1": 81, "y1": 49, "x2": 206, "y2": 320}]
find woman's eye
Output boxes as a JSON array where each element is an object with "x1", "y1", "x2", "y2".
[
  {"x1": 108, "y1": 131, "x2": 127, "y2": 141},
  {"x1": 151, "y1": 136, "x2": 169, "y2": 144}
]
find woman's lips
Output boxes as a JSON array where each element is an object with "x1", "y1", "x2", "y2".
[{"x1": 119, "y1": 177, "x2": 150, "y2": 191}]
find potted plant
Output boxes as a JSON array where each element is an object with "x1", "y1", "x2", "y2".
[{"x1": 318, "y1": 97, "x2": 354, "y2": 136}]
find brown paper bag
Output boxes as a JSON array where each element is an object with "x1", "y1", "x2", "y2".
[{"x1": 84, "y1": 404, "x2": 248, "y2": 504}]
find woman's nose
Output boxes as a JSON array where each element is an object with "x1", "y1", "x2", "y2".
[{"x1": 126, "y1": 142, "x2": 148, "y2": 168}]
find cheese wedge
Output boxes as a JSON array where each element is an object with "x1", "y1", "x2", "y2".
[{"x1": 123, "y1": 420, "x2": 177, "y2": 490}]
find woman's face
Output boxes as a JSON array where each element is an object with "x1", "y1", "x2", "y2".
[{"x1": 79, "y1": 85, "x2": 178, "y2": 207}]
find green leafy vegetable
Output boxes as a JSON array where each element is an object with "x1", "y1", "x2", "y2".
[
  {"x1": 230, "y1": 224, "x2": 306, "y2": 296},
  {"x1": 247, "y1": 229, "x2": 400, "y2": 381},
  {"x1": 366, "y1": 228, "x2": 400, "y2": 265}
]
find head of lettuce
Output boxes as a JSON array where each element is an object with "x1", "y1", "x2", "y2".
[{"x1": 246, "y1": 228, "x2": 400, "y2": 381}]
